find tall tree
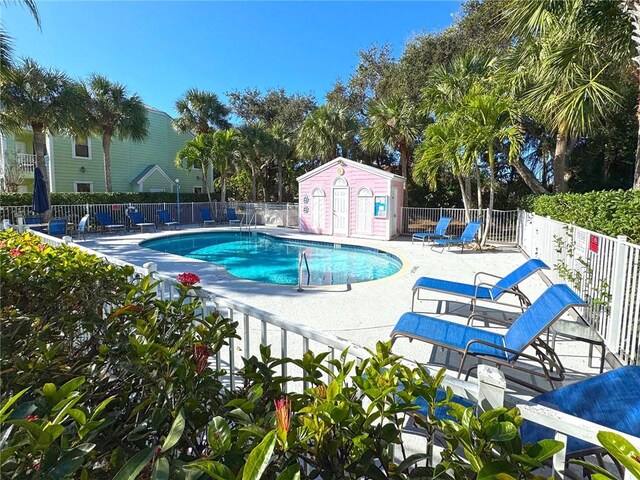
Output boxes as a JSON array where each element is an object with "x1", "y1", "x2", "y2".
[
  {"x1": 0, "y1": 59, "x2": 82, "y2": 215},
  {"x1": 361, "y1": 96, "x2": 425, "y2": 186},
  {"x1": 209, "y1": 129, "x2": 240, "y2": 205},
  {"x1": 175, "y1": 134, "x2": 216, "y2": 210},
  {"x1": 0, "y1": 0, "x2": 40, "y2": 74},
  {"x1": 173, "y1": 88, "x2": 230, "y2": 135},
  {"x1": 85, "y1": 74, "x2": 149, "y2": 192},
  {"x1": 238, "y1": 123, "x2": 273, "y2": 202},
  {"x1": 296, "y1": 106, "x2": 358, "y2": 162}
]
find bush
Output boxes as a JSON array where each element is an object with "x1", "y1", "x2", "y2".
[
  {"x1": 531, "y1": 189, "x2": 640, "y2": 244},
  {"x1": 0, "y1": 191, "x2": 211, "y2": 207}
]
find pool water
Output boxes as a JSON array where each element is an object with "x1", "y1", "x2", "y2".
[{"x1": 141, "y1": 232, "x2": 403, "y2": 285}]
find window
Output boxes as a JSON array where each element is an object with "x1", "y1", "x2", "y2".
[
  {"x1": 74, "y1": 182, "x2": 93, "y2": 193},
  {"x1": 149, "y1": 188, "x2": 165, "y2": 193},
  {"x1": 311, "y1": 188, "x2": 325, "y2": 229},
  {"x1": 73, "y1": 136, "x2": 90, "y2": 159},
  {"x1": 356, "y1": 187, "x2": 373, "y2": 234},
  {"x1": 194, "y1": 187, "x2": 203, "y2": 194}
]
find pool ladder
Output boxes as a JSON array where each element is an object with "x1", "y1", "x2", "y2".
[{"x1": 297, "y1": 251, "x2": 310, "y2": 292}]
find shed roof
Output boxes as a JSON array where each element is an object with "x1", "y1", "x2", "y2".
[{"x1": 296, "y1": 157, "x2": 405, "y2": 183}]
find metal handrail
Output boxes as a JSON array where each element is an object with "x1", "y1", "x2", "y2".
[
  {"x1": 240, "y1": 212, "x2": 257, "y2": 232},
  {"x1": 297, "y1": 250, "x2": 310, "y2": 292}
]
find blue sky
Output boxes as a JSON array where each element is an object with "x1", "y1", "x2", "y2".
[{"x1": 3, "y1": 1, "x2": 462, "y2": 116}]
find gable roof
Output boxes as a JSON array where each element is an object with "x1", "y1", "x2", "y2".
[
  {"x1": 296, "y1": 157, "x2": 405, "y2": 183},
  {"x1": 131, "y1": 164, "x2": 175, "y2": 186}
]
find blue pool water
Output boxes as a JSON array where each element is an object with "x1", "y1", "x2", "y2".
[{"x1": 141, "y1": 232, "x2": 403, "y2": 285}]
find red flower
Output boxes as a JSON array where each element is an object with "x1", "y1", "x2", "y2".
[
  {"x1": 38, "y1": 244, "x2": 46, "y2": 251},
  {"x1": 177, "y1": 272, "x2": 200, "y2": 286},
  {"x1": 10, "y1": 248, "x2": 22, "y2": 257},
  {"x1": 192, "y1": 344, "x2": 210, "y2": 373},
  {"x1": 26, "y1": 414, "x2": 39, "y2": 422},
  {"x1": 274, "y1": 397, "x2": 291, "y2": 433}
]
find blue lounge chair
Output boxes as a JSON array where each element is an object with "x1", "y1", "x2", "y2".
[
  {"x1": 95, "y1": 212, "x2": 125, "y2": 233},
  {"x1": 157, "y1": 210, "x2": 179, "y2": 230},
  {"x1": 227, "y1": 207, "x2": 241, "y2": 226},
  {"x1": 128, "y1": 211, "x2": 155, "y2": 232},
  {"x1": 411, "y1": 258, "x2": 549, "y2": 313},
  {"x1": 521, "y1": 366, "x2": 640, "y2": 457},
  {"x1": 391, "y1": 284, "x2": 586, "y2": 388},
  {"x1": 432, "y1": 221, "x2": 482, "y2": 253},
  {"x1": 77, "y1": 214, "x2": 90, "y2": 240},
  {"x1": 47, "y1": 218, "x2": 67, "y2": 237},
  {"x1": 412, "y1": 217, "x2": 451, "y2": 246},
  {"x1": 200, "y1": 208, "x2": 215, "y2": 227}
]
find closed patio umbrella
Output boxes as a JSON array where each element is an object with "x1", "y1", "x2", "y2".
[{"x1": 32, "y1": 167, "x2": 49, "y2": 214}]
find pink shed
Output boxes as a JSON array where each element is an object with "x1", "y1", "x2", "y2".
[{"x1": 297, "y1": 157, "x2": 405, "y2": 241}]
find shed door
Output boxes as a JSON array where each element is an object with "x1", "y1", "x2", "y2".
[
  {"x1": 332, "y1": 187, "x2": 348, "y2": 235},
  {"x1": 311, "y1": 188, "x2": 325, "y2": 230},
  {"x1": 356, "y1": 188, "x2": 373, "y2": 235}
]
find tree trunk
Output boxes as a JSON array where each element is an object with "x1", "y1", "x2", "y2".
[
  {"x1": 457, "y1": 175, "x2": 472, "y2": 223},
  {"x1": 512, "y1": 154, "x2": 549, "y2": 195},
  {"x1": 481, "y1": 147, "x2": 495, "y2": 247},
  {"x1": 398, "y1": 142, "x2": 410, "y2": 206},
  {"x1": 102, "y1": 133, "x2": 112, "y2": 192},
  {"x1": 221, "y1": 172, "x2": 227, "y2": 205},
  {"x1": 474, "y1": 160, "x2": 483, "y2": 212},
  {"x1": 250, "y1": 164, "x2": 257, "y2": 202},
  {"x1": 32, "y1": 124, "x2": 51, "y2": 220},
  {"x1": 552, "y1": 132, "x2": 570, "y2": 193},
  {"x1": 202, "y1": 162, "x2": 215, "y2": 216},
  {"x1": 277, "y1": 157, "x2": 283, "y2": 202}
]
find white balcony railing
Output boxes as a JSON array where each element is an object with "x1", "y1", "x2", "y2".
[{"x1": 16, "y1": 153, "x2": 36, "y2": 172}]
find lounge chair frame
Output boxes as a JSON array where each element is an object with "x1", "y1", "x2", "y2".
[
  {"x1": 128, "y1": 212, "x2": 155, "y2": 233},
  {"x1": 200, "y1": 208, "x2": 216, "y2": 227},
  {"x1": 411, "y1": 217, "x2": 452, "y2": 246},
  {"x1": 431, "y1": 221, "x2": 482, "y2": 254}
]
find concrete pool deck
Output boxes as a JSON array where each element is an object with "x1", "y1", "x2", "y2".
[{"x1": 81, "y1": 225, "x2": 607, "y2": 392}]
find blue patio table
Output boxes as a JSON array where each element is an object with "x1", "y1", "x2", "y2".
[{"x1": 521, "y1": 366, "x2": 640, "y2": 456}]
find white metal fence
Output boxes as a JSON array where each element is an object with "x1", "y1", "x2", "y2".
[
  {"x1": 517, "y1": 211, "x2": 640, "y2": 365},
  {"x1": 402, "y1": 207, "x2": 519, "y2": 244},
  {"x1": 20, "y1": 229, "x2": 640, "y2": 478},
  {"x1": 1, "y1": 201, "x2": 299, "y2": 230}
]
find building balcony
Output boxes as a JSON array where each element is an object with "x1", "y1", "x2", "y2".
[{"x1": 17, "y1": 153, "x2": 36, "y2": 173}]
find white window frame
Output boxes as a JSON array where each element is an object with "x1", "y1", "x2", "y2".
[
  {"x1": 72, "y1": 136, "x2": 92, "y2": 159},
  {"x1": 194, "y1": 186, "x2": 203, "y2": 194},
  {"x1": 73, "y1": 181, "x2": 93, "y2": 193},
  {"x1": 356, "y1": 187, "x2": 374, "y2": 235}
]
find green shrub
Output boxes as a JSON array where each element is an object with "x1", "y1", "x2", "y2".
[
  {"x1": 531, "y1": 189, "x2": 640, "y2": 244},
  {"x1": 0, "y1": 191, "x2": 211, "y2": 207}
]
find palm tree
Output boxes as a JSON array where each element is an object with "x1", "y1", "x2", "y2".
[
  {"x1": 504, "y1": 0, "x2": 625, "y2": 193},
  {"x1": 296, "y1": 105, "x2": 357, "y2": 162},
  {"x1": 209, "y1": 129, "x2": 240, "y2": 205},
  {"x1": 173, "y1": 88, "x2": 230, "y2": 135},
  {"x1": 238, "y1": 123, "x2": 273, "y2": 202},
  {"x1": 620, "y1": 0, "x2": 640, "y2": 188},
  {"x1": 269, "y1": 122, "x2": 294, "y2": 202},
  {"x1": 85, "y1": 74, "x2": 149, "y2": 192},
  {"x1": 460, "y1": 86, "x2": 523, "y2": 245},
  {"x1": 0, "y1": 58, "x2": 83, "y2": 215},
  {"x1": 361, "y1": 96, "x2": 425, "y2": 187},
  {"x1": 176, "y1": 133, "x2": 216, "y2": 211},
  {"x1": 1, "y1": 0, "x2": 40, "y2": 73},
  {"x1": 414, "y1": 119, "x2": 474, "y2": 222}
]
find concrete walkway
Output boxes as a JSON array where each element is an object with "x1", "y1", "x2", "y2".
[{"x1": 81, "y1": 225, "x2": 606, "y2": 393}]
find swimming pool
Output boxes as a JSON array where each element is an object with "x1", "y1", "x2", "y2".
[{"x1": 141, "y1": 232, "x2": 403, "y2": 286}]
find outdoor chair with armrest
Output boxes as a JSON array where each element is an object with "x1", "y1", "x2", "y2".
[
  {"x1": 95, "y1": 212, "x2": 125, "y2": 233},
  {"x1": 200, "y1": 208, "x2": 215, "y2": 227},
  {"x1": 432, "y1": 221, "x2": 482, "y2": 253},
  {"x1": 412, "y1": 217, "x2": 452, "y2": 246},
  {"x1": 391, "y1": 284, "x2": 586, "y2": 390},
  {"x1": 157, "y1": 210, "x2": 179, "y2": 230},
  {"x1": 226, "y1": 207, "x2": 242, "y2": 226},
  {"x1": 128, "y1": 211, "x2": 155, "y2": 233},
  {"x1": 411, "y1": 258, "x2": 550, "y2": 314},
  {"x1": 47, "y1": 218, "x2": 67, "y2": 237}
]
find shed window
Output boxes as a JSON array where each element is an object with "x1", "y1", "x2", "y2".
[
  {"x1": 312, "y1": 188, "x2": 325, "y2": 230},
  {"x1": 333, "y1": 177, "x2": 348, "y2": 187},
  {"x1": 356, "y1": 187, "x2": 373, "y2": 234}
]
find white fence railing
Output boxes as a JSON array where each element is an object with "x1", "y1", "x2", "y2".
[
  {"x1": 20, "y1": 229, "x2": 640, "y2": 478},
  {"x1": 16, "y1": 153, "x2": 36, "y2": 172},
  {"x1": 517, "y1": 211, "x2": 640, "y2": 365},
  {"x1": 402, "y1": 207, "x2": 519, "y2": 244},
  {"x1": 1, "y1": 201, "x2": 299, "y2": 229}
]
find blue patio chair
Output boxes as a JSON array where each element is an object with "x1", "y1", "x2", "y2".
[
  {"x1": 411, "y1": 258, "x2": 550, "y2": 313},
  {"x1": 391, "y1": 284, "x2": 586, "y2": 389},
  {"x1": 77, "y1": 214, "x2": 90, "y2": 240},
  {"x1": 128, "y1": 211, "x2": 155, "y2": 233},
  {"x1": 432, "y1": 221, "x2": 482, "y2": 253},
  {"x1": 157, "y1": 210, "x2": 179, "y2": 230},
  {"x1": 412, "y1": 217, "x2": 451, "y2": 246},
  {"x1": 25, "y1": 216, "x2": 44, "y2": 225},
  {"x1": 227, "y1": 207, "x2": 241, "y2": 226},
  {"x1": 200, "y1": 208, "x2": 215, "y2": 227},
  {"x1": 521, "y1": 366, "x2": 640, "y2": 459},
  {"x1": 95, "y1": 212, "x2": 125, "y2": 233},
  {"x1": 47, "y1": 218, "x2": 67, "y2": 237}
]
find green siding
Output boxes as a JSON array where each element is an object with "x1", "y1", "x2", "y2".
[
  {"x1": 141, "y1": 170, "x2": 173, "y2": 192},
  {"x1": 50, "y1": 107, "x2": 197, "y2": 192}
]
